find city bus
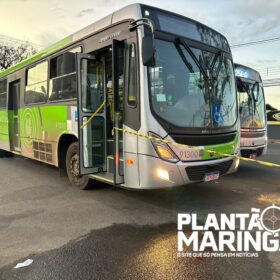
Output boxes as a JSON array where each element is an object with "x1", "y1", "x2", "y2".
[
  {"x1": 235, "y1": 64, "x2": 267, "y2": 158},
  {"x1": 0, "y1": 4, "x2": 239, "y2": 190}
]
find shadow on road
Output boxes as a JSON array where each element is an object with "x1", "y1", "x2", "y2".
[{"x1": 0, "y1": 223, "x2": 272, "y2": 280}]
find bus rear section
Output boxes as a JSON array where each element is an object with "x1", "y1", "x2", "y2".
[{"x1": 235, "y1": 64, "x2": 267, "y2": 158}]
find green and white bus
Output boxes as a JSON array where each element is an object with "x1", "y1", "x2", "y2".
[
  {"x1": 0, "y1": 4, "x2": 239, "y2": 189},
  {"x1": 235, "y1": 64, "x2": 267, "y2": 158}
]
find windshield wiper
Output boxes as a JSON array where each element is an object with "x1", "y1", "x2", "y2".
[
  {"x1": 174, "y1": 41, "x2": 195, "y2": 74},
  {"x1": 174, "y1": 38, "x2": 210, "y2": 102},
  {"x1": 175, "y1": 38, "x2": 208, "y2": 79},
  {"x1": 177, "y1": 39, "x2": 225, "y2": 94},
  {"x1": 210, "y1": 51, "x2": 224, "y2": 80},
  {"x1": 251, "y1": 81, "x2": 260, "y2": 115},
  {"x1": 237, "y1": 78, "x2": 253, "y2": 114}
]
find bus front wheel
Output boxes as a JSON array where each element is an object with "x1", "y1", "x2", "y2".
[{"x1": 66, "y1": 142, "x2": 92, "y2": 190}]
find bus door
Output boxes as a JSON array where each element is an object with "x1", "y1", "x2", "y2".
[
  {"x1": 8, "y1": 80, "x2": 21, "y2": 151},
  {"x1": 112, "y1": 40, "x2": 125, "y2": 185},
  {"x1": 76, "y1": 54, "x2": 107, "y2": 175}
]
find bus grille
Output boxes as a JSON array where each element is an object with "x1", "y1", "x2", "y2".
[
  {"x1": 171, "y1": 132, "x2": 236, "y2": 146},
  {"x1": 185, "y1": 160, "x2": 233, "y2": 181},
  {"x1": 241, "y1": 131, "x2": 265, "y2": 138}
]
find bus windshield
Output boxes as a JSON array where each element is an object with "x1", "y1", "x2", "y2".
[
  {"x1": 238, "y1": 79, "x2": 266, "y2": 129},
  {"x1": 148, "y1": 39, "x2": 237, "y2": 129}
]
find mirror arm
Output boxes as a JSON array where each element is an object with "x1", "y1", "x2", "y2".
[
  {"x1": 129, "y1": 18, "x2": 156, "y2": 67},
  {"x1": 129, "y1": 18, "x2": 155, "y2": 34}
]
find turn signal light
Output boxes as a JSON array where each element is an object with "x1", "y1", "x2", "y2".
[{"x1": 126, "y1": 159, "x2": 134, "y2": 165}]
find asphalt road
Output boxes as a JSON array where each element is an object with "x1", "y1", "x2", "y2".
[
  {"x1": 268, "y1": 124, "x2": 280, "y2": 141},
  {"x1": 0, "y1": 143, "x2": 279, "y2": 280}
]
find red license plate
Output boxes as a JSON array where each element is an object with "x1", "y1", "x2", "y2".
[
  {"x1": 249, "y1": 153, "x2": 257, "y2": 159},
  {"x1": 204, "y1": 172, "x2": 220, "y2": 182}
]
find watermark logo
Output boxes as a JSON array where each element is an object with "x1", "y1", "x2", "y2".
[
  {"x1": 260, "y1": 204, "x2": 280, "y2": 234},
  {"x1": 177, "y1": 204, "x2": 280, "y2": 258}
]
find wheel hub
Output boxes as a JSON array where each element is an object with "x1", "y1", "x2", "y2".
[{"x1": 70, "y1": 154, "x2": 80, "y2": 177}]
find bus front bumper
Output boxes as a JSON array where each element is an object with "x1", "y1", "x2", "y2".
[
  {"x1": 240, "y1": 134, "x2": 267, "y2": 157},
  {"x1": 240, "y1": 145, "x2": 267, "y2": 157},
  {"x1": 137, "y1": 154, "x2": 239, "y2": 189}
]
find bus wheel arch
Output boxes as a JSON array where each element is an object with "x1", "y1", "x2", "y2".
[
  {"x1": 57, "y1": 134, "x2": 92, "y2": 190},
  {"x1": 65, "y1": 142, "x2": 92, "y2": 189},
  {"x1": 57, "y1": 134, "x2": 78, "y2": 172}
]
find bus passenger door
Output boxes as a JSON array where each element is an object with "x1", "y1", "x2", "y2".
[
  {"x1": 76, "y1": 54, "x2": 107, "y2": 175},
  {"x1": 8, "y1": 80, "x2": 21, "y2": 152},
  {"x1": 112, "y1": 40, "x2": 125, "y2": 185}
]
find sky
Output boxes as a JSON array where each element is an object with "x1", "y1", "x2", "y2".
[{"x1": 0, "y1": 0, "x2": 280, "y2": 108}]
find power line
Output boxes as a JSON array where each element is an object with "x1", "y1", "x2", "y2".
[
  {"x1": 0, "y1": 34, "x2": 43, "y2": 49},
  {"x1": 256, "y1": 67, "x2": 280, "y2": 79},
  {"x1": 239, "y1": 65, "x2": 280, "y2": 78},
  {"x1": 260, "y1": 71, "x2": 280, "y2": 75},
  {"x1": 264, "y1": 84, "x2": 280, "y2": 87},
  {"x1": 259, "y1": 68, "x2": 280, "y2": 72},
  {"x1": 230, "y1": 36, "x2": 280, "y2": 48},
  {"x1": 257, "y1": 65, "x2": 280, "y2": 70},
  {"x1": 263, "y1": 78, "x2": 280, "y2": 87},
  {"x1": 259, "y1": 70, "x2": 280, "y2": 76},
  {"x1": 266, "y1": 77, "x2": 280, "y2": 81}
]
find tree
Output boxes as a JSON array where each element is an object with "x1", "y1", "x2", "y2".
[{"x1": 0, "y1": 42, "x2": 37, "y2": 71}]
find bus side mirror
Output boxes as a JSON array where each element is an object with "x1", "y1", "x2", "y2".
[{"x1": 142, "y1": 35, "x2": 155, "y2": 67}]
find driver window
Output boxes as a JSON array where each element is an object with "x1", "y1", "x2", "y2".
[{"x1": 127, "y1": 43, "x2": 137, "y2": 107}]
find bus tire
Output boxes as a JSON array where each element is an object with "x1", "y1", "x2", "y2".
[{"x1": 66, "y1": 142, "x2": 92, "y2": 190}]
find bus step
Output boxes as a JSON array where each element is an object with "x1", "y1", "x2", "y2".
[{"x1": 90, "y1": 172, "x2": 114, "y2": 185}]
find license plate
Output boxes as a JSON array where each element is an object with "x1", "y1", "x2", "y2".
[
  {"x1": 249, "y1": 153, "x2": 257, "y2": 159},
  {"x1": 204, "y1": 172, "x2": 220, "y2": 182},
  {"x1": 241, "y1": 140, "x2": 252, "y2": 146}
]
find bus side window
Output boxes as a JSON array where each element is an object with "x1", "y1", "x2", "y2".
[
  {"x1": 25, "y1": 61, "x2": 48, "y2": 104},
  {"x1": 0, "y1": 79, "x2": 7, "y2": 108},
  {"x1": 124, "y1": 41, "x2": 140, "y2": 131},
  {"x1": 49, "y1": 47, "x2": 81, "y2": 101},
  {"x1": 127, "y1": 43, "x2": 137, "y2": 107}
]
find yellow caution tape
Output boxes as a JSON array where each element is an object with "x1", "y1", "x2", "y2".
[
  {"x1": 81, "y1": 103, "x2": 280, "y2": 168},
  {"x1": 80, "y1": 100, "x2": 106, "y2": 129},
  {"x1": 114, "y1": 127, "x2": 280, "y2": 168},
  {"x1": 268, "y1": 121, "x2": 280, "y2": 126}
]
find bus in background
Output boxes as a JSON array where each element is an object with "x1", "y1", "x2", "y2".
[
  {"x1": 0, "y1": 4, "x2": 239, "y2": 190},
  {"x1": 235, "y1": 64, "x2": 267, "y2": 158}
]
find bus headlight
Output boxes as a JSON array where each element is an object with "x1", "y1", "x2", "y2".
[
  {"x1": 156, "y1": 168, "x2": 170, "y2": 181},
  {"x1": 151, "y1": 136, "x2": 179, "y2": 163}
]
